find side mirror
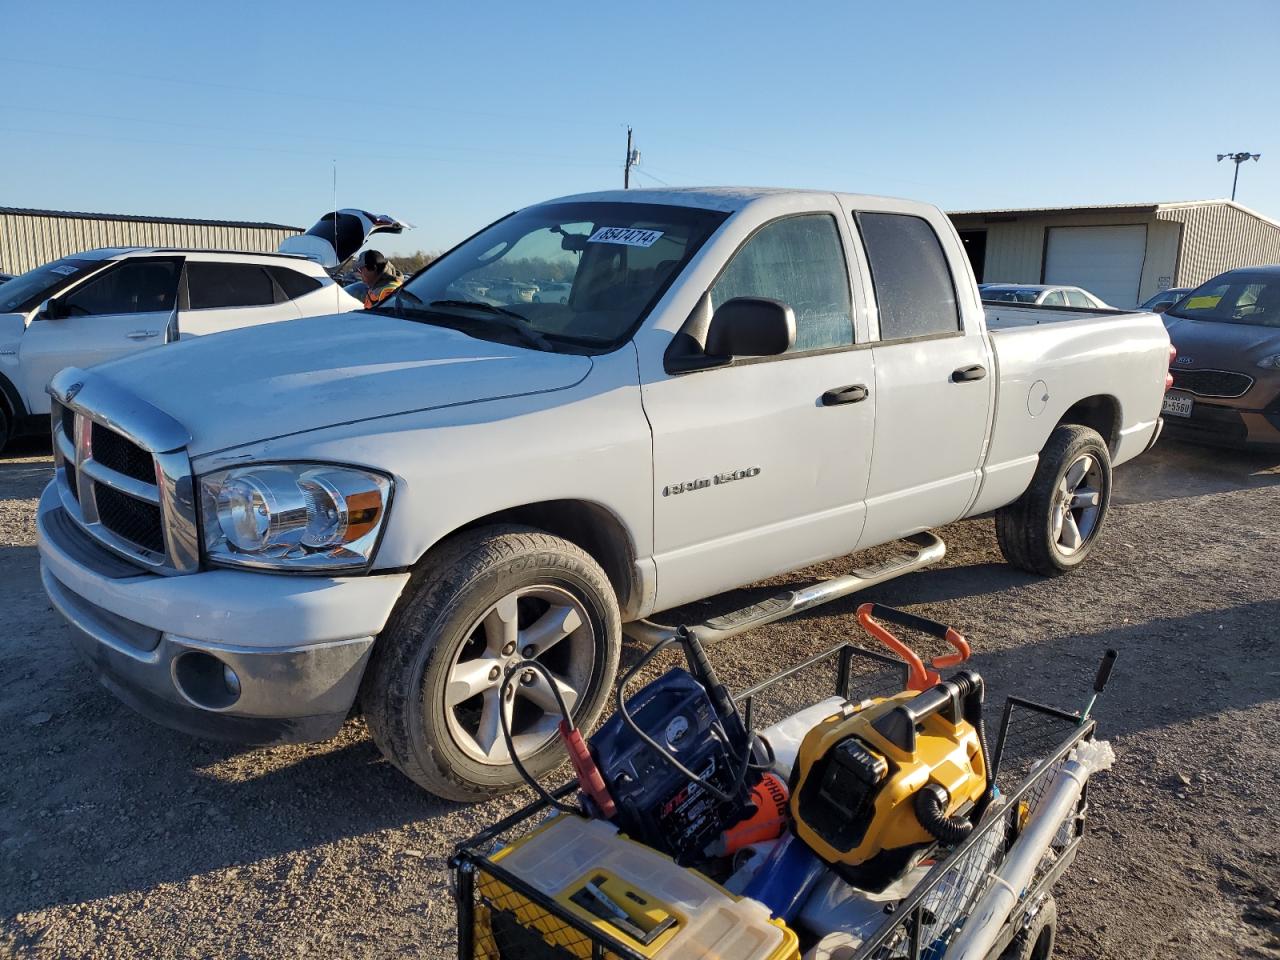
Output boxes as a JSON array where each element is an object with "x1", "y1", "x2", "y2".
[
  {"x1": 38, "y1": 296, "x2": 66, "y2": 321},
  {"x1": 705, "y1": 297, "x2": 795, "y2": 358},
  {"x1": 1152, "y1": 302, "x2": 1170, "y2": 314}
]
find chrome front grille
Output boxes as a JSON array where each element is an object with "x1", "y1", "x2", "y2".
[{"x1": 49, "y1": 368, "x2": 198, "y2": 575}]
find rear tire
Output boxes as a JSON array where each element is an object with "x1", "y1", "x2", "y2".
[
  {"x1": 0, "y1": 406, "x2": 10, "y2": 455},
  {"x1": 996, "y1": 424, "x2": 1112, "y2": 576},
  {"x1": 999, "y1": 894, "x2": 1057, "y2": 960},
  {"x1": 361, "y1": 524, "x2": 621, "y2": 801}
]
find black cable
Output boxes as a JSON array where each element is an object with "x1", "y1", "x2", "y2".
[{"x1": 498, "y1": 659, "x2": 582, "y2": 816}]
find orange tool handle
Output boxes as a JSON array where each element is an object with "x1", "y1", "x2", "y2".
[
  {"x1": 559, "y1": 720, "x2": 617, "y2": 819},
  {"x1": 857, "y1": 603, "x2": 970, "y2": 691}
]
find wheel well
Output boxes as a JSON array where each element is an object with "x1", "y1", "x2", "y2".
[
  {"x1": 1056, "y1": 395, "x2": 1120, "y2": 454},
  {"x1": 450, "y1": 500, "x2": 637, "y2": 614}
]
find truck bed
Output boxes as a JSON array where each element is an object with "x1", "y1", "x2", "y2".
[{"x1": 982, "y1": 302, "x2": 1152, "y2": 329}]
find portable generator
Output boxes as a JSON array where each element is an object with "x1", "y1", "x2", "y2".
[{"x1": 790, "y1": 670, "x2": 992, "y2": 890}]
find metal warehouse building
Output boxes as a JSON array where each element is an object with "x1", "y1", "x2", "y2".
[
  {"x1": 0, "y1": 207, "x2": 301, "y2": 276},
  {"x1": 948, "y1": 200, "x2": 1280, "y2": 309}
]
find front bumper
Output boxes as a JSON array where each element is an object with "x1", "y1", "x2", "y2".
[
  {"x1": 1161, "y1": 397, "x2": 1280, "y2": 448},
  {"x1": 36, "y1": 482, "x2": 410, "y2": 744}
]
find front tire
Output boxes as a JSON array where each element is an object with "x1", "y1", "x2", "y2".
[
  {"x1": 996, "y1": 424, "x2": 1112, "y2": 576},
  {"x1": 361, "y1": 525, "x2": 621, "y2": 801}
]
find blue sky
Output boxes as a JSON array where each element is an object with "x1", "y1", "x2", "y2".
[{"x1": 2, "y1": 0, "x2": 1278, "y2": 256}]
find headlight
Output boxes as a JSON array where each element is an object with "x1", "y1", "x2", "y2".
[
  {"x1": 1257, "y1": 354, "x2": 1280, "y2": 370},
  {"x1": 199, "y1": 463, "x2": 392, "y2": 572}
]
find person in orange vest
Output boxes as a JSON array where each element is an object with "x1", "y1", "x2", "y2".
[{"x1": 355, "y1": 250, "x2": 403, "y2": 308}]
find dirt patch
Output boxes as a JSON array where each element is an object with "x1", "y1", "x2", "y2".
[{"x1": 1, "y1": 437, "x2": 1278, "y2": 959}]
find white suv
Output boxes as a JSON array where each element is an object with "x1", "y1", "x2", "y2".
[{"x1": 0, "y1": 208, "x2": 406, "y2": 450}]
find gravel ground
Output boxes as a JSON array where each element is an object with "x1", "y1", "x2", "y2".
[{"x1": 1, "y1": 437, "x2": 1277, "y2": 959}]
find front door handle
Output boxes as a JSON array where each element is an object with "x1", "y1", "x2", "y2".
[
  {"x1": 951, "y1": 364, "x2": 987, "y2": 383},
  {"x1": 821, "y1": 383, "x2": 869, "y2": 406},
  {"x1": 127, "y1": 330, "x2": 161, "y2": 340}
]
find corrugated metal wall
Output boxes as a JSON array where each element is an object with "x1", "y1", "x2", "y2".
[
  {"x1": 0, "y1": 212, "x2": 299, "y2": 275},
  {"x1": 1156, "y1": 203, "x2": 1280, "y2": 288}
]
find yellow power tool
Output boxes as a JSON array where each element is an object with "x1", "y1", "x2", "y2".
[{"x1": 790, "y1": 670, "x2": 992, "y2": 890}]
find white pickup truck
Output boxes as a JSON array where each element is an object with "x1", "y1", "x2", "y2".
[{"x1": 36, "y1": 188, "x2": 1170, "y2": 800}]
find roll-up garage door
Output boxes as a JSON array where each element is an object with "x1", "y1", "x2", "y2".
[{"x1": 1043, "y1": 224, "x2": 1147, "y2": 308}]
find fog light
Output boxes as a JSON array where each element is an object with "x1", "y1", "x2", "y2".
[{"x1": 223, "y1": 663, "x2": 241, "y2": 697}]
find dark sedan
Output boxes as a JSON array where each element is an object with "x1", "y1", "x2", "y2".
[{"x1": 1161, "y1": 266, "x2": 1280, "y2": 447}]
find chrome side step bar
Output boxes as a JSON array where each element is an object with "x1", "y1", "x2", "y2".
[{"x1": 623, "y1": 531, "x2": 946, "y2": 649}]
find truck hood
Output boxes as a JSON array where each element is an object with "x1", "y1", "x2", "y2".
[
  {"x1": 1163, "y1": 315, "x2": 1280, "y2": 368},
  {"x1": 91, "y1": 313, "x2": 592, "y2": 455}
]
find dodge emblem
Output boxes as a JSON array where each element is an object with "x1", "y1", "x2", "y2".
[{"x1": 63, "y1": 381, "x2": 84, "y2": 402}]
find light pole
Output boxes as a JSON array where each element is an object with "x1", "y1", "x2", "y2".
[{"x1": 1217, "y1": 152, "x2": 1261, "y2": 201}]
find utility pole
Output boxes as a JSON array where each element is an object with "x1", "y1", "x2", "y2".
[
  {"x1": 1217, "y1": 152, "x2": 1261, "y2": 201},
  {"x1": 624, "y1": 126, "x2": 640, "y2": 189}
]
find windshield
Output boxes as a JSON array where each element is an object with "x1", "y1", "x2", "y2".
[
  {"x1": 1165, "y1": 274, "x2": 1280, "y2": 328},
  {"x1": 0, "y1": 257, "x2": 103, "y2": 314},
  {"x1": 982, "y1": 288, "x2": 1040, "y2": 303},
  {"x1": 388, "y1": 201, "x2": 727, "y2": 350}
]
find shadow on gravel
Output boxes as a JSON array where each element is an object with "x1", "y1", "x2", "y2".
[
  {"x1": 1114, "y1": 438, "x2": 1280, "y2": 506},
  {"x1": 0, "y1": 459, "x2": 51, "y2": 502},
  {"x1": 968, "y1": 599, "x2": 1280, "y2": 740},
  {"x1": 2, "y1": 685, "x2": 461, "y2": 916}
]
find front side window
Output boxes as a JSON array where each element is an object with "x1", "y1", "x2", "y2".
[
  {"x1": 1064, "y1": 290, "x2": 1092, "y2": 308},
  {"x1": 857, "y1": 213, "x2": 960, "y2": 340},
  {"x1": 187, "y1": 262, "x2": 276, "y2": 309},
  {"x1": 392, "y1": 201, "x2": 727, "y2": 351},
  {"x1": 710, "y1": 214, "x2": 853, "y2": 353},
  {"x1": 1166, "y1": 275, "x2": 1280, "y2": 328},
  {"x1": 1043, "y1": 290, "x2": 1067, "y2": 307},
  {"x1": 62, "y1": 259, "x2": 179, "y2": 316}
]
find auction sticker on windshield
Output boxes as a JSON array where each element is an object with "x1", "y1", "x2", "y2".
[{"x1": 588, "y1": 227, "x2": 665, "y2": 247}]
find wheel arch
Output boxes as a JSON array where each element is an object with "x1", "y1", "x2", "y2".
[
  {"x1": 1055, "y1": 394, "x2": 1120, "y2": 456},
  {"x1": 416, "y1": 499, "x2": 641, "y2": 619},
  {"x1": 0, "y1": 370, "x2": 25, "y2": 422}
]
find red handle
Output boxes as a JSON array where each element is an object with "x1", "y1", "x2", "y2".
[
  {"x1": 560, "y1": 720, "x2": 616, "y2": 818},
  {"x1": 856, "y1": 603, "x2": 970, "y2": 692}
]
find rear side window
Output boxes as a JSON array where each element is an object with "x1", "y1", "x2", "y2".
[
  {"x1": 269, "y1": 266, "x2": 323, "y2": 300},
  {"x1": 711, "y1": 214, "x2": 853, "y2": 353},
  {"x1": 1064, "y1": 290, "x2": 1091, "y2": 308},
  {"x1": 857, "y1": 213, "x2": 960, "y2": 340},
  {"x1": 62, "y1": 259, "x2": 180, "y2": 316},
  {"x1": 1043, "y1": 290, "x2": 1067, "y2": 307},
  {"x1": 186, "y1": 262, "x2": 275, "y2": 309}
]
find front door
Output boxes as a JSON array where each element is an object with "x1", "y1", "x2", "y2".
[
  {"x1": 18, "y1": 257, "x2": 182, "y2": 414},
  {"x1": 642, "y1": 211, "x2": 877, "y2": 612},
  {"x1": 849, "y1": 210, "x2": 994, "y2": 548}
]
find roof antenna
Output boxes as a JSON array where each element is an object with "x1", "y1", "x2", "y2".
[{"x1": 332, "y1": 160, "x2": 340, "y2": 311}]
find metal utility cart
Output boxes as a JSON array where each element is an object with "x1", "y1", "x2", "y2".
[{"x1": 451, "y1": 643, "x2": 1098, "y2": 960}]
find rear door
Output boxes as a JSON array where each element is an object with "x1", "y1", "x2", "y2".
[
  {"x1": 642, "y1": 208, "x2": 878, "y2": 611},
  {"x1": 846, "y1": 208, "x2": 995, "y2": 548},
  {"x1": 177, "y1": 260, "x2": 301, "y2": 338},
  {"x1": 17, "y1": 256, "x2": 182, "y2": 414}
]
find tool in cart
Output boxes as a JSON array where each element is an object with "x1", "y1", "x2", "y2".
[
  {"x1": 1079, "y1": 648, "x2": 1118, "y2": 723},
  {"x1": 855, "y1": 603, "x2": 971, "y2": 692},
  {"x1": 501, "y1": 623, "x2": 779, "y2": 866}
]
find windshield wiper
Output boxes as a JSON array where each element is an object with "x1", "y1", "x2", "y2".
[{"x1": 427, "y1": 300, "x2": 553, "y2": 352}]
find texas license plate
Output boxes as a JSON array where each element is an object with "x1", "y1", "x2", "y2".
[{"x1": 1162, "y1": 391, "x2": 1194, "y2": 418}]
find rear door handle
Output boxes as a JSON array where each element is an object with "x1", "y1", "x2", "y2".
[
  {"x1": 821, "y1": 384, "x2": 869, "y2": 406},
  {"x1": 127, "y1": 330, "x2": 161, "y2": 340},
  {"x1": 951, "y1": 364, "x2": 987, "y2": 383}
]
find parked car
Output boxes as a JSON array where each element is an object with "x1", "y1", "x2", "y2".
[
  {"x1": 534, "y1": 281, "x2": 572, "y2": 304},
  {"x1": 979, "y1": 283, "x2": 1110, "y2": 309},
  {"x1": 1161, "y1": 265, "x2": 1280, "y2": 447},
  {"x1": 1139, "y1": 287, "x2": 1192, "y2": 314},
  {"x1": 37, "y1": 188, "x2": 1170, "y2": 800},
  {"x1": 0, "y1": 209, "x2": 404, "y2": 451}
]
